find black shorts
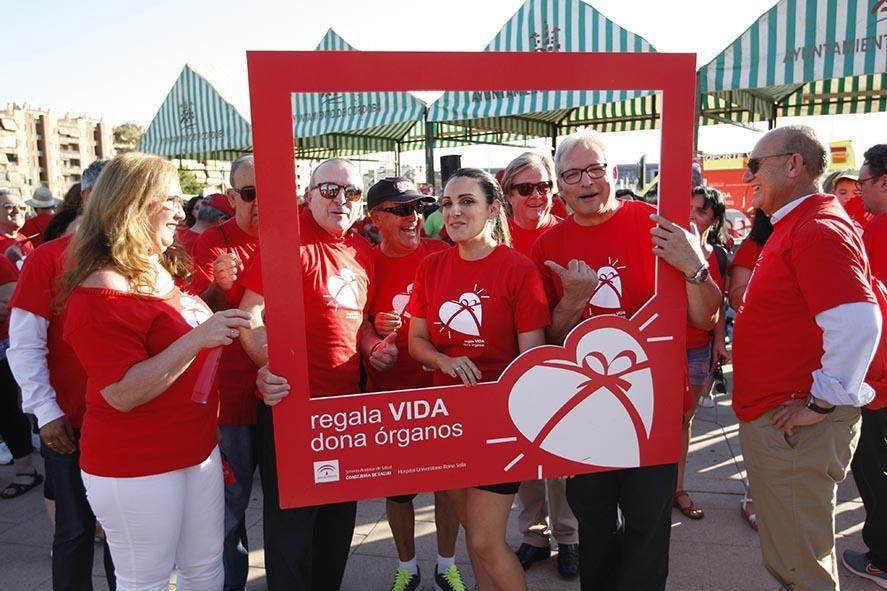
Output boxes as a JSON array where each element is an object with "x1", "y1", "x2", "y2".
[
  {"x1": 475, "y1": 481, "x2": 520, "y2": 495},
  {"x1": 387, "y1": 493, "x2": 419, "y2": 503}
]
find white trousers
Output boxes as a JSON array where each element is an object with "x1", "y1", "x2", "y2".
[{"x1": 82, "y1": 447, "x2": 224, "y2": 591}]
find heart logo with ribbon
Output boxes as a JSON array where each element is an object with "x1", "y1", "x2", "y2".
[
  {"x1": 438, "y1": 291, "x2": 483, "y2": 336},
  {"x1": 178, "y1": 296, "x2": 213, "y2": 328},
  {"x1": 326, "y1": 268, "x2": 362, "y2": 310},
  {"x1": 392, "y1": 283, "x2": 413, "y2": 318},
  {"x1": 589, "y1": 265, "x2": 623, "y2": 309},
  {"x1": 507, "y1": 326, "x2": 654, "y2": 468}
]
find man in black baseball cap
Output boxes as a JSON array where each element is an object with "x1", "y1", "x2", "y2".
[{"x1": 365, "y1": 177, "x2": 465, "y2": 591}]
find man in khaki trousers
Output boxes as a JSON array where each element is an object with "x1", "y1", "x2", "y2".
[{"x1": 731, "y1": 125, "x2": 882, "y2": 591}]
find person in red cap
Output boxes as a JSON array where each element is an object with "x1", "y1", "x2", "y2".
[
  {"x1": 188, "y1": 155, "x2": 261, "y2": 591},
  {"x1": 177, "y1": 193, "x2": 234, "y2": 255}
]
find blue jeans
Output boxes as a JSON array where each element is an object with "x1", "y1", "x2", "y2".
[
  {"x1": 42, "y1": 429, "x2": 115, "y2": 591},
  {"x1": 219, "y1": 424, "x2": 257, "y2": 591}
]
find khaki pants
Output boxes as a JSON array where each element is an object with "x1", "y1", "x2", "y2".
[
  {"x1": 740, "y1": 405, "x2": 861, "y2": 591},
  {"x1": 517, "y1": 478, "x2": 578, "y2": 547}
]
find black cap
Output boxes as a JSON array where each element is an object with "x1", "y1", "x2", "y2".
[{"x1": 367, "y1": 177, "x2": 435, "y2": 211}]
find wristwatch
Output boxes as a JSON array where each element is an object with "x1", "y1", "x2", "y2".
[
  {"x1": 806, "y1": 394, "x2": 836, "y2": 414},
  {"x1": 685, "y1": 262, "x2": 710, "y2": 284}
]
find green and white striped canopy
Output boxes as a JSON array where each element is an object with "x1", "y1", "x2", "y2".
[
  {"x1": 139, "y1": 63, "x2": 252, "y2": 160},
  {"x1": 426, "y1": 0, "x2": 658, "y2": 139},
  {"x1": 698, "y1": 0, "x2": 887, "y2": 123},
  {"x1": 292, "y1": 29, "x2": 427, "y2": 158}
]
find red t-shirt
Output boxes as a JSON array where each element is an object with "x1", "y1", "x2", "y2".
[
  {"x1": 409, "y1": 245, "x2": 550, "y2": 386},
  {"x1": 864, "y1": 213, "x2": 887, "y2": 282},
  {"x1": 550, "y1": 196, "x2": 569, "y2": 218},
  {"x1": 242, "y1": 210, "x2": 374, "y2": 397},
  {"x1": 366, "y1": 238, "x2": 449, "y2": 391},
  {"x1": 0, "y1": 232, "x2": 34, "y2": 259},
  {"x1": 22, "y1": 214, "x2": 52, "y2": 247},
  {"x1": 0, "y1": 256, "x2": 17, "y2": 339},
  {"x1": 685, "y1": 250, "x2": 725, "y2": 349},
  {"x1": 531, "y1": 201, "x2": 657, "y2": 320},
  {"x1": 190, "y1": 218, "x2": 260, "y2": 424},
  {"x1": 732, "y1": 195, "x2": 876, "y2": 421},
  {"x1": 9, "y1": 235, "x2": 88, "y2": 427},
  {"x1": 176, "y1": 227, "x2": 201, "y2": 255},
  {"x1": 843, "y1": 196, "x2": 873, "y2": 230},
  {"x1": 731, "y1": 239, "x2": 762, "y2": 272},
  {"x1": 64, "y1": 287, "x2": 218, "y2": 477},
  {"x1": 508, "y1": 215, "x2": 561, "y2": 258}
]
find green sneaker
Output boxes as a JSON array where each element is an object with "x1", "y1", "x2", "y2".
[
  {"x1": 435, "y1": 564, "x2": 467, "y2": 591},
  {"x1": 390, "y1": 566, "x2": 421, "y2": 591}
]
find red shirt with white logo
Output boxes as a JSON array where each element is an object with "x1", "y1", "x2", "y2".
[
  {"x1": 732, "y1": 195, "x2": 875, "y2": 421},
  {"x1": 9, "y1": 235, "x2": 88, "y2": 427},
  {"x1": 64, "y1": 287, "x2": 218, "y2": 477},
  {"x1": 190, "y1": 218, "x2": 260, "y2": 425},
  {"x1": 366, "y1": 238, "x2": 449, "y2": 391},
  {"x1": 531, "y1": 200, "x2": 657, "y2": 320},
  {"x1": 508, "y1": 215, "x2": 561, "y2": 258},
  {"x1": 0, "y1": 232, "x2": 34, "y2": 259},
  {"x1": 241, "y1": 210, "x2": 374, "y2": 397},
  {"x1": 409, "y1": 245, "x2": 550, "y2": 386},
  {"x1": 685, "y1": 250, "x2": 724, "y2": 350}
]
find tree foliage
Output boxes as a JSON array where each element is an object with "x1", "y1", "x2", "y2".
[
  {"x1": 113, "y1": 123, "x2": 145, "y2": 153},
  {"x1": 178, "y1": 169, "x2": 203, "y2": 195}
]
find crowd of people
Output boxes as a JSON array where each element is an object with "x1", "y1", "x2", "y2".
[{"x1": 0, "y1": 125, "x2": 884, "y2": 591}]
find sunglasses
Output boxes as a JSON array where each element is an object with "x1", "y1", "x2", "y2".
[
  {"x1": 1, "y1": 204, "x2": 27, "y2": 214},
  {"x1": 377, "y1": 201, "x2": 427, "y2": 217},
  {"x1": 746, "y1": 153, "x2": 794, "y2": 174},
  {"x1": 162, "y1": 196, "x2": 186, "y2": 211},
  {"x1": 311, "y1": 182, "x2": 363, "y2": 202},
  {"x1": 233, "y1": 186, "x2": 257, "y2": 202},
  {"x1": 512, "y1": 181, "x2": 554, "y2": 197}
]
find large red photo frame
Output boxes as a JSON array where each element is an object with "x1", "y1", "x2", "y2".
[{"x1": 246, "y1": 51, "x2": 697, "y2": 508}]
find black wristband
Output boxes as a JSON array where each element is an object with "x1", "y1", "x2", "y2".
[{"x1": 806, "y1": 395, "x2": 836, "y2": 414}]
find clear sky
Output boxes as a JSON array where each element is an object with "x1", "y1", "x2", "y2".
[{"x1": 5, "y1": 0, "x2": 885, "y2": 163}]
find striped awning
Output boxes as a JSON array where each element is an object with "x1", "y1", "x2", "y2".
[
  {"x1": 292, "y1": 29, "x2": 427, "y2": 158},
  {"x1": 426, "y1": 0, "x2": 658, "y2": 140},
  {"x1": 697, "y1": 0, "x2": 887, "y2": 123},
  {"x1": 139, "y1": 63, "x2": 252, "y2": 160}
]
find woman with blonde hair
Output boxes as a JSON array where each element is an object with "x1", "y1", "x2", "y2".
[
  {"x1": 409, "y1": 168, "x2": 550, "y2": 591},
  {"x1": 61, "y1": 153, "x2": 251, "y2": 591},
  {"x1": 500, "y1": 152, "x2": 563, "y2": 256}
]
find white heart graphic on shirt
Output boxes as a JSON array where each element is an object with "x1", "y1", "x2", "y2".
[
  {"x1": 438, "y1": 292, "x2": 483, "y2": 336},
  {"x1": 179, "y1": 296, "x2": 212, "y2": 328},
  {"x1": 391, "y1": 283, "x2": 413, "y2": 318},
  {"x1": 589, "y1": 265, "x2": 623, "y2": 309},
  {"x1": 326, "y1": 268, "x2": 361, "y2": 309},
  {"x1": 507, "y1": 326, "x2": 654, "y2": 467}
]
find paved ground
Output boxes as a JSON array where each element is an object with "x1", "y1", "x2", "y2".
[{"x1": 0, "y1": 362, "x2": 876, "y2": 590}]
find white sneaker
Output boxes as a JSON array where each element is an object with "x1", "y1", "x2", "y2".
[
  {"x1": 0, "y1": 441, "x2": 13, "y2": 464},
  {"x1": 699, "y1": 393, "x2": 715, "y2": 408}
]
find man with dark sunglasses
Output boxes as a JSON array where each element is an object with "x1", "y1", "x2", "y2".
[
  {"x1": 363, "y1": 178, "x2": 466, "y2": 591},
  {"x1": 841, "y1": 143, "x2": 887, "y2": 589},
  {"x1": 238, "y1": 158, "x2": 398, "y2": 591},
  {"x1": 189, "y1": 154, "x2": 261, "y2": 591},
  {"x1": 733, "y1": 127, "x2": 880, "y2": 591}
]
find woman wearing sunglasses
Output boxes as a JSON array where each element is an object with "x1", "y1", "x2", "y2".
[
  {"x1": 60, "y1": 154, "x2": 251, "y2": 591},
  {"x1": 409, "y1": 168, "x2": 550, "y2": 591},
  {"x1": 501, "y1": 152, "x2": 563, "y2": 257}
]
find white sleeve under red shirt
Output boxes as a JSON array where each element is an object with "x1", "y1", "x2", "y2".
[
  {"x1": 508, "y1": 215, "x2": 561, "y2": 258},
  {"x1": 530, "y1": 200, "x2": 657, "y2": 321},
  {"x1": 63, "y1": 287, "x2": 218, "y2": 477},
  {"x1": 366, "y1": 238, "x2": 449, "y2": 392},
  {"x1": 7, "y1": 235, "x2": 88, "y2": 428},
  {"x1": 189, "y1": 218, "x2": 260, "y2": 425},
  {"x1": 409, "y1": 245, "x2": 550, "y2": 387},
  {"x1": 685, "y1": 249, "x2": 725, "y2": 350},
  {"x1": 732, "y1": 194, "x2": 877, "y2": 421},
  {"x1": 240, "y1": 210, "x2": 374, "y2": 397}
]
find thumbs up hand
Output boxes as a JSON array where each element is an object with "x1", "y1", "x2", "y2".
[
  {"x1": 544, "y1": 259, "x2": 598, "y2": 306},
  {"x1": 368, "y1": 330, "x2": 399, "y2": 372}
]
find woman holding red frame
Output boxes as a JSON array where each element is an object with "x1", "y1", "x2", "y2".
[
  {"x1": 408, "y1": 168, "x2": 550, "y2": 591},
  {"x1": 61, "y1": 153, "x2": 251, "y2": 591}
]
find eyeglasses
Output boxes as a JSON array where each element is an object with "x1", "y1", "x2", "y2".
[
  {"x1": 310, "y1": 182, "x2": 363, "y2": 202},
  {"x1": 512, "y1": 181, "x2": 553, "y2": 197},
  {"x1": 560, "y1": 164, "x2": 608, "y2": 185},
  {"x1": 746, "y1": 153, "x2": 794, "y2": 174},
  {"x1": 233, "y1": 185, "x2": 257, "y2": 202},
  {"x1": 162, "y1": 196, "x2": 186, "y2": 211},
  {"x1": 377, "y1": 201, "x2": 427, "y2": 217},
  {"x1": 857, "y1": 174, "x2": 883, "y2": 186},
  {"x1": 1, "y1": 204, "x2": 27, "y2": 214}
]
